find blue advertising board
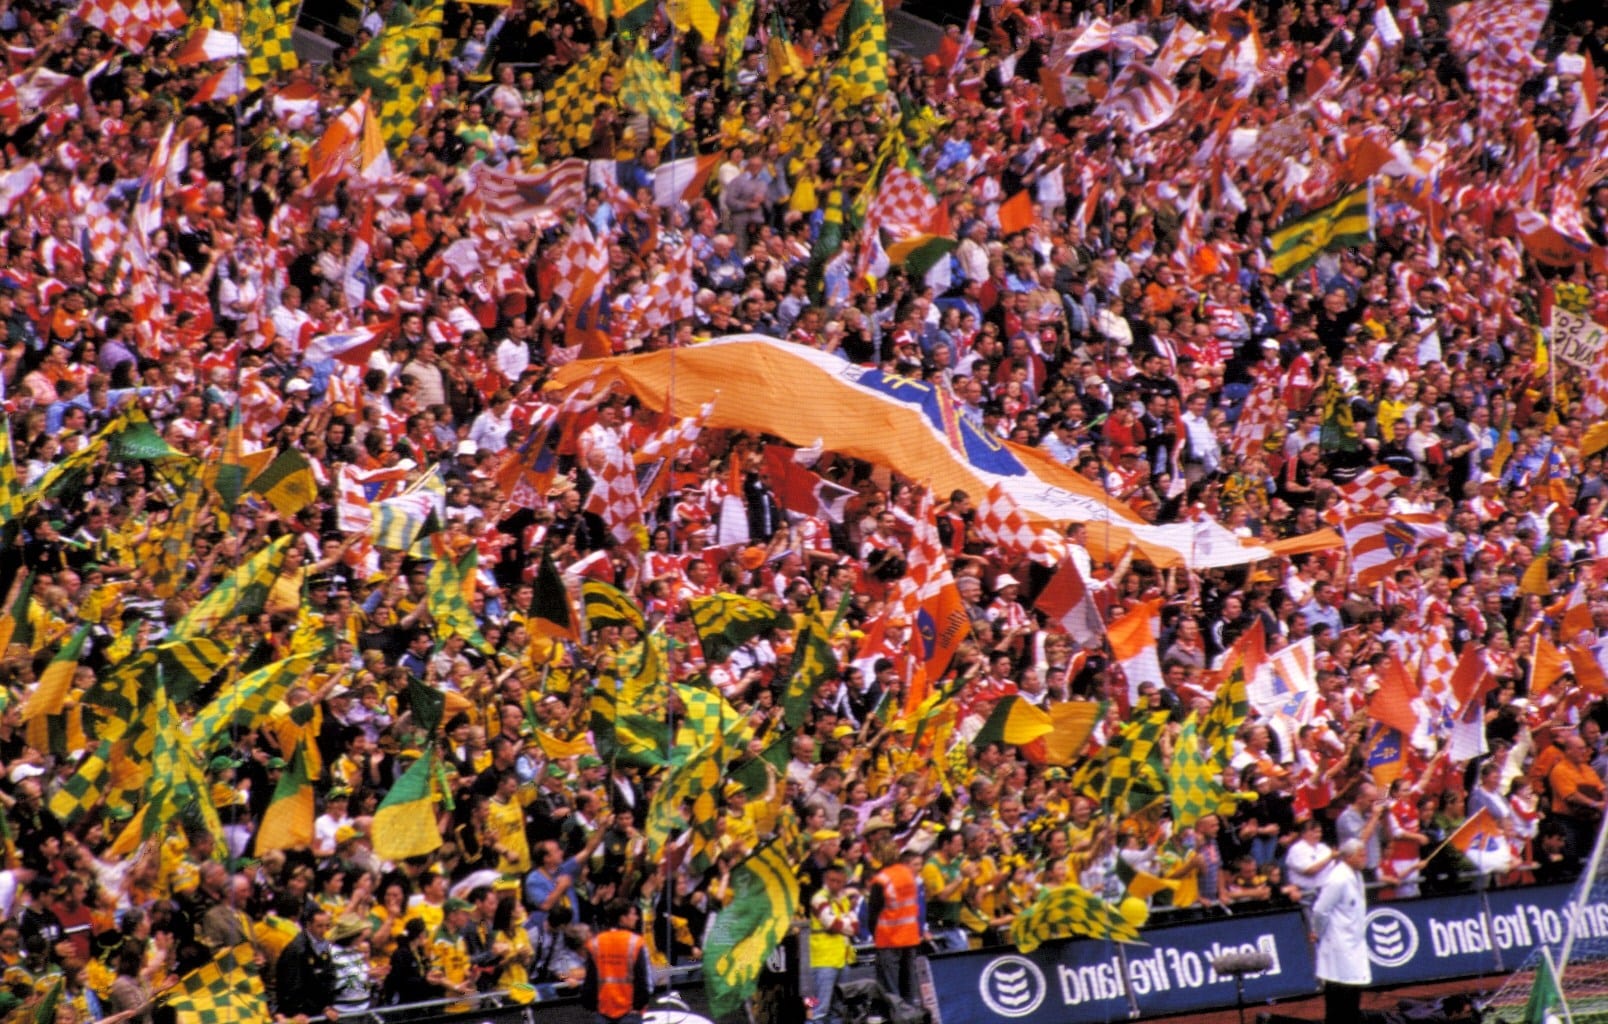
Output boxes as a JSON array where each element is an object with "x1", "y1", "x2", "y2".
[
  {"x1": 926, "y1": 882, "x2": 1606, "y2": 1024},
  {"x1": 928, "y1": 908, "x2": 1319, "y2": 1024}
]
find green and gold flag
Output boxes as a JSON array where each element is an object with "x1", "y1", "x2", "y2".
[
  {"x1": 254, "y1": 743, "x2": 315, "y2": 854},
  {"x1": 427, "y1": 548, "x2": 491, "y2": 652},
  {"x1": 540, "y1": 46, "x2": 613, "y2": 155},
  {"x1": 48, "y1": 740, "x2": 113, "y2": 825},
  {"x1": 1010, "y1": 882, "x2": 1141, "y2": 952},
  {"x1": 620, "y1": 37, "x2": 686, "y2": 136},
  {"x1": 189, "y1": 651, "x2": 320, "y2": 751},
  {"x1": 1201, "y1": 655, "x2": 1250, "y2": 771},
  {"x1": 582, "y1": 579, "x2": 646, "y2": 635},
  {"x1": 161, "y1": 943, "x2": 267, "y2": 1024},
  {"x1": 152, "y1": 481, "x2": 207, "y2": 598},
  {"x1": 689, "y1": 593, "x2": 787, "y2": 664},
  {"x1": 972, "y1": 695, "x2": 1055, "y2": 750},
  {"x1": 831, "y1": 0, "x2": 888, "y2": 107},
  {"x1": 245, "y1": 449, "x2": 317, "y2": 518},
  {"x1": 242, "y1": 0, "x2": 299, "y2": 85},
  {"x1": 705, "y1": 841, "x2": 798, "y2": 1017},
  {"x1": 169, "y1": 535, "x2": 293, "y2": 640},
  {"x1": 353, "y1": 0, "x2": 445, "y2": 149},
  {"x1": 0, "y1": 411, "x2": 23, "y2": 529},
  {"x1": 159, "y1": 636, "x2": 235, "y2": 703},
  {"x1": 23, "y1": 626, "x2": 88, "y2": 756},
  {"x1": 1073, "y1": 709, "x2": 1170, "y2": 814},
  {"x1": 529, "y1": 550, "x2": 578, "y2": 640},
  {"x1": 1269, "y1": 187, "x2": 1371, "y2": 278},
  {"x1": 782, "y1": 596, "x2": 841, "y2": 729},
  {"x1": 1168, "y1": 717, "x2": 1231, "y2": 829},
  {"x1": 371, "y1": 746, "x2": 443, "y2": 862},
  {"x1": 644, "y1": 735, "x2": 722, "y2": 868},
  {"x1": 724, "y1": 0, "x2": 755, "y2": 86},
  {"x1": 591, "y1": 640, "x2": 669, "y2": 769}
]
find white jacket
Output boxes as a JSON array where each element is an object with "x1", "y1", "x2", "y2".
[{"x1": 1312, "y1": 862, "x2": 1372, "y2": 986}]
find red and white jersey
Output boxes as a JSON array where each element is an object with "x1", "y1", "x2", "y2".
[{"x1": 1386, "y1": 798, "x2": 1421, "y2": 862}]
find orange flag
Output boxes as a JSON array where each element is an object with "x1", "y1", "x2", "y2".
[
  {"x1": 998, "y1": 189, "x2": 1035, "y2": 236},
  {"x1": 1531, "y1": 635, "x2": 1569, "y2": 697},
  {"x1": 1445, "y1": 806, "x2": 1501, "y2": 855},
  {"x1": 1367, "y1": 653, "x2": 1421, "y2": 737}
]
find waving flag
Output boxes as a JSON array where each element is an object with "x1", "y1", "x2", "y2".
[
  {"x1": 1097, "y1": 61, "x2": 1179, "y2": 131},
  {"x1": 1035, "y1": 559, "x2": 1103, "y2": 646},
  {"x1": 472, "y1": 159, "x2": 587, "y2": 229},
  {"x1": 305, "y1": 325, "x2": 386, "y2": 365},
  {"x1": 173, "y1": 27, "x2": 243, "y2": 64},
  {"x1": 1345, "y1": 512, "x2": 1427, "y2": 587}
]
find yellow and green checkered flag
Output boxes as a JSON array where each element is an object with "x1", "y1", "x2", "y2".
[
  {"x1": 689, "y1": 593, "x2": 788, "y2": 664},
  {"x1": 152, "y1": 481, "x2": 207, "y2": 599},
  {"x1": 541, "y1": 46, "x2": 613, "y2": 155},
  {"x1": 783, "y1": 596, "x2": 841, "y2": 729},
  {"x1": 705, "y1": 841, "x2": 799, "y2": 1017},
  {"x1": 831, "y1": 0, "x2": 888, "y2": 107},
  {"x1": 621, "y1": 37, "x2": 686, "y2": 137},
  {"x1": 426, "y1": 547, "x2": 492, "y2": 653},
  {"x1": 161, "y1": 943, "x2": 266, "y2": 1024},
  {"x1": 582, "y1": 579, "x2": 646, "y2": 635},
  {"x1": 49, "y1": 740, "x2": 113, "y2": 825},
  {"x1": 0, "y1": 413, "x2": 23, "y2": 530},
  {"x1": 645, "y1": 734, "x2": 722, "y2": 868},
  {"x1": 590, "y1": 677, "x2": 669, "y2": 769},
  {"x1": 353, "y1": 0, "x2": 446, "y2": 150},
  {"x1": 723, "y1": 0, "x2": 755, "y2": 86},
  {"x1": 1010, "y1": 882, "x2": 1141, "y2": 953},
  {"x1": 242, "y1": 0, "x2": 299, "y2": 86},
  {"x1": 1201, "y1": 652, "x2": 1250, "y2": 771},
  {"x1": 1075, "y1": 710, "x2": 1170, "y2": 815},
  {"x1": 169, "y1": 535, "x2": 293, "y2": 641},
  {"x1": 672, "y1": 681, "x2": 752, "y2": 759},
  {"x1": 188, "y1": 651, "x2": 322, "y2": 750},
  {"x1": 158, "y1": 636, "x2": 235, "y2": 704},
  {"x1": 1168, "y1": 717, "x2": 1230, "y2": 829}
]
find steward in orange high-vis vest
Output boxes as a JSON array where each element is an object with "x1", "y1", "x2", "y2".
[
  {"x1": 867, "y1": 847, "x2": 926, "y2": 1008},
  {"x1": 582, "y1": 899, "x2": 652, "y2": 1024}
]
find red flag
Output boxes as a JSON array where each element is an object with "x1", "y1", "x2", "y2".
[
  {"x1": 1448, "y1": 644, "x2": 1489, "y2": 711},
  {"x1": 1367, "y1": 653, "x2": 1421, "y2": 737},
  {"x1": 1035, "y1": 560, "x2": 1103, "y2": 646}
]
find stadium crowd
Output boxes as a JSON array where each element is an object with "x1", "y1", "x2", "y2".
[{"x1": 0, "y1": 0, "x2": 1604, "y2": 1020}]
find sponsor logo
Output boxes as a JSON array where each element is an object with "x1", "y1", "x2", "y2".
[
  {"x1": 979, "y1": 955, "x2": 1047, "y2": 1018},
  {"x1": 1365, "y1": 907, "x2": 1420, "y2": 968}
]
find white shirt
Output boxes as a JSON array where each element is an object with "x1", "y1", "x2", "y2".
[
  {"x1": 1285, "y1": 837, "x2": 1334, "y2": 893},
  {"x1": 1313, "y1": 862, "x2": 1372, "y2": 986}
]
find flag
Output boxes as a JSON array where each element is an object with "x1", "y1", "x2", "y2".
[
  {"x1": 0, "y1": 570, "x2": 35, "y2": 654},
  {"x1": 1035, "y1": 559, "x2": 1104, "y2": 646},
  {"x1": 472, "y1": 159, "x2": 588, "y2": 229},
  {"x1": 1010, "y1": 882, "x2": 1140, "y2": 953},
  {"x1": 48, "y1": 740, "x2": 113, "y2": 825},
  {"x1": 1445, "y1": 806, "x2": 1503, "y2": 855},
  {"x1": 371, "y1": 748, "x2": 442, "y2": 861},
  {"x1": 897, "y1": 491, "x2": 971, "y2": 708},
  {"x1": 1114, "y1": 850, "x2": 1181, "y2": 902},
  {"x1": 1269, "y1": 188, "x2": 1372, "y2": 277},
  {"x1": 1201, "y1": 646, "x2": 1250, "y2": 770},
  {"x1": 1097, "y1": 60, "x2": 1180, "y2": 132},
  {"x1": 534, "y1": 730, "x2": 592, "y2": 759},
  {"x1": 352, "y1": 0, "x2": 444, "y2": 149},
  {"x1": 169, "y1": 535, "x2": 293, "y2": 639},
  {"x1": 529, "y1": 551, "x2": 579, "y2": 641},
  {"x1": 0, "y1": 408, "x2": 22, "y2": 529},
  {"x1": 1169, "y1": 718, "x2": 1230, "y2": 829},
  {"x1": 1095, "y1": 710, "x2": 1171, "y2": 814},
  {"x1": 1038, "y1": 701, "x2": 1101, "y2": 766},
  {"x1": 998, "y1": 189, "x2": 1035, "y2": 236},
  {"x1": 704, "y1": 842, "x2": 798, "y2": 1017},
  {"x1": 653, "y1": 153, "x2": 722, "y2": 207},
  {"x1": 244, "y1": 448, "x2": 317, "y2": 517},
  {"x1": 1524, "y1": 948, "x2": 1567, "y2": 1024},
  {"x1": 667, "y1": 0, "x2": 718, "y2": 43},
  {"x1": 157, "y1": 636, "x2": 235, "y2": 703},
  {"x1": 832, "y1": 0, "x2": 888, "y2": 107},
  {"x1": 589, "y1": 658, "x2": 669, "y2": 769},
  {"x1": 304, "y1": 325, "x2": 386, "y2": 366},
  {"x1": 1108, "y1": 598, "x2": 1163, "y2": 705},
  {"x1": 191, "y1": 64, "x2": 246, "y2": 104},
  {"x1": 254, "y1": 743, "x2": 315, "y2": 854},
  {"x1": 426, "y1": 548, "x2": 491, "y2": 652},
  {"x1": 174, "y1": 27, "x2": 243, "y2": 64},
  {"x1": 77, "y1": 0, "x2": 187, "y2": 54},
  {"x1": 644, "y1": 735, "x2": 723, "y2": 868},
  {"x1": 1367, "y1": 653, "x2": 1423, "y2": 737},
  {"x1": 690, "y1": 594, "x2": 788, "y2": 664},
  {"x1": 1344, "y1": 512, "x2": 1425, "y2": 587},
  {"x1": 21, "y1": 626, "x2": 86, "y2": 725},
  {"x1": 241, "y1": 0, "x2": 298, "y2": 84},
  {"x1": 1448, "y1": 646, "x2": 1495, "y2": 762},
  {"x1": 189, "y1": 651, "x2": 320, "y2": 749},
  {"x1": 972, "y1": 695, "x2": 1054, "y2": 749},
  {"x1": 541, "y1": 47, "x2": 612, "y2": 155},
  {"x1": 160, "y1": 943, "x2": 266, "y2": 1024},
  {"x1": 761, "y1": 445, "x2": 856, "y2": 522},
  {"x1": 1246, "y1": 636, "x2": 1316, "y2": 716},
  {"x1": 620, "y1": 37, "x2": 686, "y2": 135},
  {"x1": 782, "y1": 597, "x2": 841, "y2": 730},
  {"x1": 1336, "y1": 464, "x2": 1409, "y2": 514},
  {"x1": 582, "y1": 580, "x2": 646, "y2": 635},
  {"x1": 1365, "y1": 722, "x2": 1407, "y2": 786},
  {"x1": 973, "y1": 480, "x2": 1069, "y2": 566}
]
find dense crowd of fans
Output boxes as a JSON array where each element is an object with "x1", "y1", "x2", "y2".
[{"x1": 0, "y1": 0, "x2": 1606, "y2": 1020}]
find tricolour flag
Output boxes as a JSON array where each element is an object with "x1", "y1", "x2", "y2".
[
  {"x1": 1108, "y1": 598, "x2": 1163, "y2": 705},
  {"x1": 1269, "y1": 188, "x2": 1372, "y2": 278},
  {"x1": 371, "y1": 747, "x2": 442, "y2": 861},
  {"x1": 704, "y1": 842, "x2": 799, "y2": 1017}
]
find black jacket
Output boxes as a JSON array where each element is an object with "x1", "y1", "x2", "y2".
[{"x1": 276, "y1": 931, "x2": 336, "y2": 1018}]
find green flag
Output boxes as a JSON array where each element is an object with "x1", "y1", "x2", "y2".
[
  {"x1": 689, "y1": 593, "x2": 788, "y2": 664},
  {"x1": 1269, "y1": 187, "x2": 1371, "y2": 278},
  {"x1": 705, "y1": 841, "x2": 798, "y2": 1017},
  {"x1": 1524, "y1": 949, "x2": 1567, "y2": 1024},
  {"x1": 782, "y1": 596, "x2": 841, "y2": 730}
]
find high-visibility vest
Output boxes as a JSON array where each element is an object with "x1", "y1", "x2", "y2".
[
  {"x1": 588, "y1": 930, "x2": 643, "y2": 1020},
  {"x1": 872, "y1": 863, "x2": 920, "y2": 948}
]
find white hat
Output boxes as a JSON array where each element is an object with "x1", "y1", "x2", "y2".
[
  {"x1": 457, "y1": 440, "x2": 478, "y2": 457},
  {"x1": 995, "y1": 573, "x2": 1020, "y2": 589},
  {"x1": 9, "y1": 764, "x2": 44, "y2": 783},
  {"x1": 285, "y1": 378, "x2": 312, "y2": 394}
]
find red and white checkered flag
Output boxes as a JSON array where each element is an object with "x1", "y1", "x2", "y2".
[
  {"x1": 1447, "y1": 0, "x2": 1549, "y2": 127},
  {"x1": 585, "y1": 444, "x2": 645, "y2": 548},
  {"x1": 1338, "y1": 465, "x2": 1408, "y2": 513},
  {"x1": 974, "y1": 481, "x2": 1069, "y2": 566},
  {"x1": 1228, "y1": 372, "x2": 1281, "y2": 463},
  {"x1": 549, "y1": 217, "x2": 611, "y2": 312},
  {"x1": 633, "y1": 399, "x2": 715, "y2": 466},
  {"x1": 77, "y1": 0, "x2": 186, "y2": 54}
]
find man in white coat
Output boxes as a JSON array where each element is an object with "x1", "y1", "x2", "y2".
[{"x1": 1312, "y1": 838, "x2": 1372, "y2": 1022}]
